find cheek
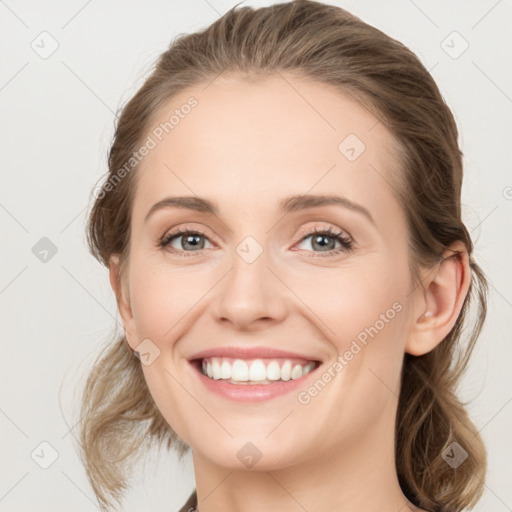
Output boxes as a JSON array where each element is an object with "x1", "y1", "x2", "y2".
[
  {"x1": 128, "y1": 258, "x2": 210, "y2": 339},
  {"x1": 299, "y1": 256, "x2": 408, "y2": 343},
  {"x1": 301, "y1": 271, "x2": 408, "y2": 438},
  {"x1": 309, "y1": 255, "x2": 410, "y2": 383},
  {"x1": 139, "y1": 363, "x2": 194, "y2": 444}
]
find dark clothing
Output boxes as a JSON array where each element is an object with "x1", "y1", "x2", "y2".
[{"x1": 178, "y1": 489, "x2": 197, "y2": 512}]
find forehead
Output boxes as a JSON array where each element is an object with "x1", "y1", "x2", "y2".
[{"x1": 132, "y1": 73, "x2": 403, "y2": 225}]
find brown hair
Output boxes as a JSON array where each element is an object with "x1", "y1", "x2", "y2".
[{"x1": 79, "y1": 1, "x2": 488, "y2": 510}]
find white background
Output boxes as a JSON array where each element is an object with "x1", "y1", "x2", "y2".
[{"x1": 1, "y1": 0, "x2": 511, "y2": 510}]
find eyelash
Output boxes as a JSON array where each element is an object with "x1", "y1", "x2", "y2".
[
  {"x1": 295, "y1": 226, "x2": 353, "y2": 256},
  {"x1": 158, "y1": 225, "x2": 353, "y2": 258}
]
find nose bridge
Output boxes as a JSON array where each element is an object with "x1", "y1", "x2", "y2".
[{"x1": 213, "y1": 233, "x2": 287, "y2": 328}]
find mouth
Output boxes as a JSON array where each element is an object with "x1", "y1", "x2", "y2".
[
  {"x1": 191, "y1": 356, "x2": 320, "y2": 385},
  {"x1": 188, "y1": 350, "x2": 322, "y2": 402}
]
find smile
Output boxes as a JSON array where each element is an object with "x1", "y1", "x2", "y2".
[
  {"x1": 200, "y1": 356, "x2": 317, "y2": 384},
  {"x1": 188, "y1": 350, "x2": 322, "y2": 402}
]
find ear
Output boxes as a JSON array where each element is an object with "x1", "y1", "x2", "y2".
[
  {"x1": 109, "y1": 255, "x2": 138, "y2": 351},
  {"x1": 405, "y1": 241, "x2": 471, "y2": 356}
]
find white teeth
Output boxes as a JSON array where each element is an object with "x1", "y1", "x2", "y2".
[
  {"x1": 249, "y1": 359, "x2": 267, "y2": 381},
  {"x1": 231, "y1": 359, "x2": 249, "y2": 381},
  {"x1": 212, "y1": 359, "x2": 221, "y2": 380},
  {"x1": 266, "y1": 361, "x2": 281, "y2": 380},
  {"x1": 200, "y1": 357, "x2": 316, "y2": 383},
  {"x1": 291, "y1": 364, "x2": 303, "y2": 380},
  {"x1": 220, "y1": 360, "x2": 232, "y2": 379},
  {"x1": 280, "y1": 361, "x2": 291, "y2": 381},
  {"x1": 303, "y1": 362, "x2": 314, "y2": 376}
]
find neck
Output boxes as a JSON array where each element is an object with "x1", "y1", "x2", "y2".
[{"x1": 191, "y1": 413, "x2": 420, "y2": 512}]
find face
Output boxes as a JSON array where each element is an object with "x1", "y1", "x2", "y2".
[{"x1": 117, "y1": 73, "x2": 421, "y2": 470}]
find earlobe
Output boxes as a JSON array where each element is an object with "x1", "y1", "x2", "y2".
[
  {"x1": 109, "y1": 255, "x2": 122, "y2": 302},
  {"x1": 405, "y1": 241, "x2": 471, "y2": 356},
  {"x1": 108, "y1": 255, "x2": 137, "y2": 350}
]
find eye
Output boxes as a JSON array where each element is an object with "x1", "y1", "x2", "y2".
[
  {"x1": 294, "y1": 226, "x2": 353, "y2": 256},
  {"x1": 159, "y1": 227, "x2": 213, "y2": 256},
  {"x1": 158, "y1": 225, "x2": 353, "y2": 258}
]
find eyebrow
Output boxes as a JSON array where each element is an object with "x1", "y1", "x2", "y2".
[{"x1": 144, "y1": 194, "x2": 375, "y2": 225}]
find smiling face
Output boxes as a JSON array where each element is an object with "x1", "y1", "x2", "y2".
[{"x1": 114, "y1": 72, "x2": 423, "y2": 470}]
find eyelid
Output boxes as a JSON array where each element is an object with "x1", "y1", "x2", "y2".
[
  {"x1": 161, "y1": 223, "x2": 214, "y2": 240},
  {"x1": 160, "y1": 220, "x2": 228, "y2": 246},
  {"x1": 293, "y1": 223, "x2": 352, "y2": 244}
]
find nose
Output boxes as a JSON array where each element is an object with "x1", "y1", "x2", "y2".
[{"x1": 212, "y1": 240, "x2": 289, "y2": 331}]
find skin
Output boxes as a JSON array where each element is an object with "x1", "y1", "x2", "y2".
[{"x1": 110, "y1": 73, "x2": 471, "y2": 512}]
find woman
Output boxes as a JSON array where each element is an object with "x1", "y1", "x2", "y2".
[{"x1": 79, "y1": 1, "x2": 488, "y2": 510}]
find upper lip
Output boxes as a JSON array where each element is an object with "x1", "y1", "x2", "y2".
[{"x1": 188, "y1": 346, "x2": 321, "y2": 362}]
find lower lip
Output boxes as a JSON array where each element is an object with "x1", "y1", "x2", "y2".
[{"x1": 190, "y1": 361, "x2": 320, "y2": 402}]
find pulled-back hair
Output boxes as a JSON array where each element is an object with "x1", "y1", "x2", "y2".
[{"x1": 79, "y1": 1, "x2": 488, "y2": 510}]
